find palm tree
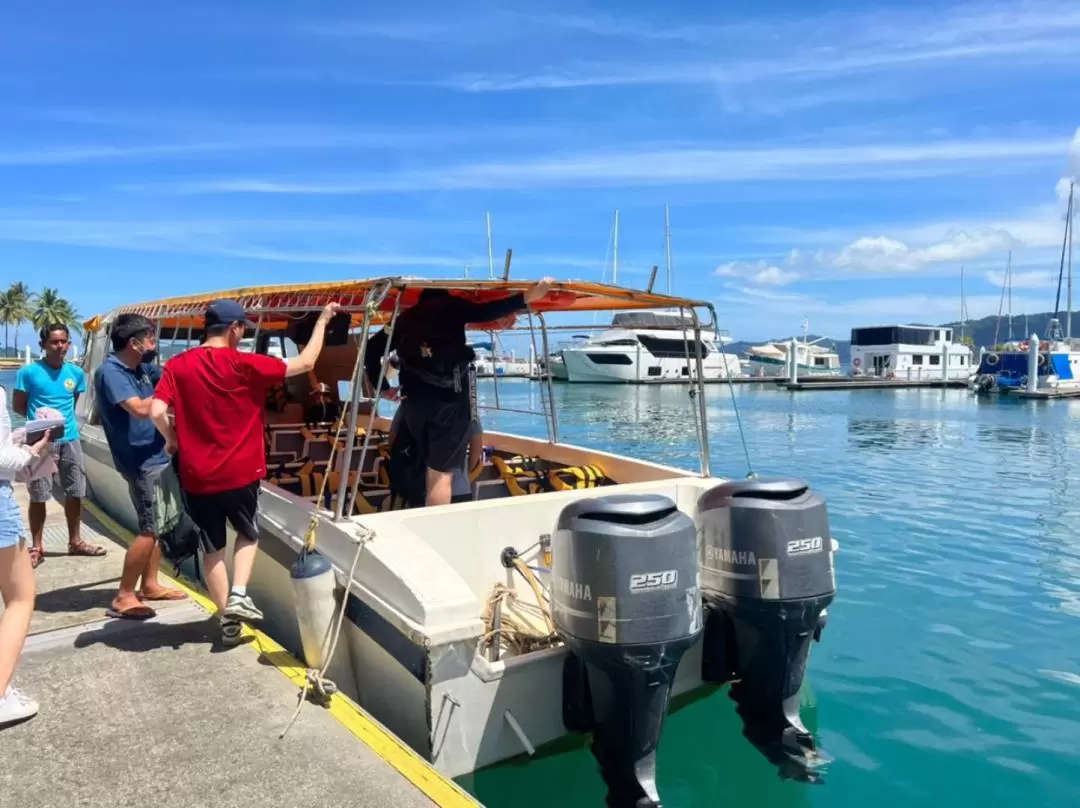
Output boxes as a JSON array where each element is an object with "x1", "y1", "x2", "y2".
[
  {"x1": 0, "y1": 288, "x2": 15, "y2": 354},
  {"x1": 31, "y1": 288, "x2": 82, "y2": 344},
  {"x1": 7, "y1": 282, "x2": 31, "y2": 353}
]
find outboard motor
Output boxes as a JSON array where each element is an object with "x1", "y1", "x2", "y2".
[
  {"x1": 552, "y1": 494, "x2": 703, "y2": 808},
  {"x1": 698, "y1": 477, "x2": 836, "y2": 781}
]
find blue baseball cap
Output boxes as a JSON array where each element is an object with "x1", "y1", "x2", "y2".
[{"x1": 205, "y1": 299, "x2": 256, "y2": 329}]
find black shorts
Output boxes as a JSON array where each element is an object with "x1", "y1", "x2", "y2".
[
  {"x1": 400, "y1": 393, "x2": 471, "y2": 474},
  {"x1": 185, "y1": 481, "x2": 261, "y2": 553}
]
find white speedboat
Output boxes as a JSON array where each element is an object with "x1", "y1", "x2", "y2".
[
  {"x1": 77, "y1": 278, "x2": 837, "y2": 805},
  {"x1": 560, "y1": 310, "x2": 742, "y2": 383}
]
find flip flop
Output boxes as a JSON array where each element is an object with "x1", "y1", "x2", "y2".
[
  {"x1": 28, "y1": 547, "x2": 45, "y2": 569},
  {"x1": 138, "y1": 588, "x2": 187, "y2": 602},
  {"x1": 106, "y1": 605, "x2": 156, "y2": 621},
  {"x1": 68, "y1": 539, "x2": 107, "y2": 557}
]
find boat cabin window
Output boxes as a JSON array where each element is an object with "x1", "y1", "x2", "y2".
[
  {"x1": 595, "y1": 339, "x2": 638, "y2": 347},
  {"x1": 638, "y1": 334, "x2": 710, "y2": 359},
  {"x1": 611, "y1": 311, "x2": 693, "y2": 329},
  {"x1": 912, "y1": 354, "x2": 924, "y2": 365},
  {"x1": 851, "y1": 326, "x2": 936, "y2": 347},
  {"x1": 929, "y1": 355, "x2": 941, "y2": 365}
]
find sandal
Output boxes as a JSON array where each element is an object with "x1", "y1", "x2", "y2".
[
  {"x1": 67, "y1": 539, "x2": 107, "y2": 557},
  {"x1": 28, "y1": 546, "x2": 45, "y2": 569}
]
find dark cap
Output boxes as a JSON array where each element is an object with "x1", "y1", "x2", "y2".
[{"x1": 205, "y1": 299, "x2": 256, "y2": 330}]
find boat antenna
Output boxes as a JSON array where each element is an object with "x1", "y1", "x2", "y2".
[
  {"x1": 959, "y1": 265, "x2": 966, "y2": 344},
  {"x1": 486, "y1": 211, "x2": 495, "y2": 280},
  {"x1": 993, "y1": 251, "x2": 1010, "y2": 346},
  {"x1": 664, "y1": 204, "x2": 673, "y2": 295}
]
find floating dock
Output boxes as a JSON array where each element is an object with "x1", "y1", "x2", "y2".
[
  {"x1": 1013, "y1": 388, "x2": 1080, "y2": 400},
  {"x1": 784, "y1": 377, "x2": 970, "y2": 391},
  {"x1": 0, "y1": 486, "x2": 481, "y2": 808}
]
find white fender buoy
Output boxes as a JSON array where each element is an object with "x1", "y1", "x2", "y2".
[{"x1": 291, "y1": 548, "x2": 338, "y2": 670}]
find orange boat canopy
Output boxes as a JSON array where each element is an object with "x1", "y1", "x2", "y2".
[{"x1": 82, "y1": 276, "x2": 712, "y2": 335}]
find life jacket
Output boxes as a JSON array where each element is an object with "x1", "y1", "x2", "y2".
[{"x1": 387, "y1": 417, "x2": 428, "y2": 509}]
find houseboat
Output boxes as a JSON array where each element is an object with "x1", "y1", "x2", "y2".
[{"x1": 849, "y1": 324, "x2": 973, "y2": 381}]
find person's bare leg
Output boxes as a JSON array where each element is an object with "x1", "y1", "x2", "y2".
[
  {"x1": 426, "y1": 468, "x2": 453, "y2": 507},
  {"x1": 231, "y1": 536, "x2": 258, "y2": 591},
  {"x1": 27, "y1": 502, "x2": 45, "y2": 560},
  {"x1": 0, "y1": 542, "x2": 36, "y2": 695},
  {"x1": 110, "y1": 534, "x2": 156, "y2": 618},
  {"x1": 65, "y1": 497, "x2": 104, "y2": 555},
  {"x1": 203, "y1": 548, "x2": 230, "y2": 612},
  {"x1": 138, "y1": 543, "x2": 184, "y2": 600}
]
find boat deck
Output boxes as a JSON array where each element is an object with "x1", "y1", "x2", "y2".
[{"x1": 0, "y1": 486, "x2": 479, "y2": 808}]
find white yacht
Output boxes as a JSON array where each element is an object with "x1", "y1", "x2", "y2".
[
  {"x1": 849, "y1": 324, "x2": 973, "y2": 380},
  {"x1": 560, "y1": 310, "x2": 742, "y2": 383},
  {"x1": 745, "y1": 323, "x2": 841, "y2": 377},
  {"x1": 76, "y1": 278, "x2": 838, "y2": 805}
]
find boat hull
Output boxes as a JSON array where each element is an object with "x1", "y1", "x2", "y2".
[{"x1": 78, "y1": 426, "x2": 722, "y2": 780}]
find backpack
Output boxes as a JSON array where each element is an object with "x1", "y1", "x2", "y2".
[
  {"x1": 387, "y1": 416, "x2": 427, "y2": 509},
  {"x1": 154, "y1": 453, "x2": 205, "y2": 582}
]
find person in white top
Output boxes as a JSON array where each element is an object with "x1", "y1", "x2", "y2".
[{"x1": 0, "y1": 386, "x2": 52, "y2": 729}]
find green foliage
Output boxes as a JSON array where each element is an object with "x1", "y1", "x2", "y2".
[{"x1": 0, "y1": 282, "x2": 82, "y2": 354}]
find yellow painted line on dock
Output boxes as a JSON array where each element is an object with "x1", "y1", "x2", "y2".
[{"x1": 84, "y1": 500, "x2": 481, "y2": 808}]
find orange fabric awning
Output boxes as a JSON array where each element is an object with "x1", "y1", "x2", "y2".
[{"x1": 82, "y1": 277, "x2": 710, "y2": 334}]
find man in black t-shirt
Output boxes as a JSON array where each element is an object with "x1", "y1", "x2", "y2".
[{"x1": 365, "y1": 279, "x2": 551, "y2": 506}]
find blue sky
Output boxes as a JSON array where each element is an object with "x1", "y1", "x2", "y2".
[{"x1": 2, "y1": 0, "x2": 1079, "y2": 345}]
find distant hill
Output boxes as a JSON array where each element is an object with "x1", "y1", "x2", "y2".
[{"x1": 726, "y1": 311, "x2": 1080, "y2": 366}]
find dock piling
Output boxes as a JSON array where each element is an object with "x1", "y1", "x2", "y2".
[{"x1": 1027, "y1": 333, "x2": 1039, "y2": 394}]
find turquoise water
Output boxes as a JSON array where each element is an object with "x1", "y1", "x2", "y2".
[
  {"x1": 461, "y1": 380, "x2": 1080, "y2": 808},
  {"x1": 6, "y1": 368, "x2": 1080, "y2": 805}
]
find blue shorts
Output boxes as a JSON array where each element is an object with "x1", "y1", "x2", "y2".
[{"x1": 0, "y1": 481, "x2": 28, "y2": 550}]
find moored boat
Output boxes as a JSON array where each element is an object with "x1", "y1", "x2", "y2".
[{"x1": 77, "y1": 277, "x2": 838, "y2": 805}]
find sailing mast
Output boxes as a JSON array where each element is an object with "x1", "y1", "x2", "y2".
[
  {"x1": 613, "y1": 209, "x2": 620, "y2": 287},
  {"x1": 1007, "y1": 253, "x2": 1013, "y2": 342},
  {"x1": 486, "y1": 211, "x2": 495, "y2": 280},
  {"x1": 960, "y1": 265, "x2": 966, "y2": 343},
  {"x1": 664, "y1": 204, "x2": 673, "y2": 295},
  {"x1": 1068, "y1": 181, "x2": 1075, "y2": 340}
]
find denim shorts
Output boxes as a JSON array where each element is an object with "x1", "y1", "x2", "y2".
[{"x1": 0, "y1": 481, "x2": 28, "y2": 550}]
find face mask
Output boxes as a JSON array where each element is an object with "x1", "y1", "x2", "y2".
[{"x1": 132, "y1": 341, "x2": 157, "y2": 363}]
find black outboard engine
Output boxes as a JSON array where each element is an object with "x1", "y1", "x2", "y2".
[
  {"x1": 698, "y1": 477, "x2": 836, "y2": 781},
  {"x1": 552, "y1": 494, "x2": 703, "y2": 808}
]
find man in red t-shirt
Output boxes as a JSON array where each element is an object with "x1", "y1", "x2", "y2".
[{"x1": 151, "y1": 299, "x2": 340, "y2": 645}]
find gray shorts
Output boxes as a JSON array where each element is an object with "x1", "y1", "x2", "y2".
[
  {"x1": 124, "y1": 464, "x2": 166, "y2": 537},
  {"x1": 28, "y1": 439, "x2": 87, "y2": 503}
]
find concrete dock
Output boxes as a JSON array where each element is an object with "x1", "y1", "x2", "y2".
[
  {"x1": 784, "y1": 377, "x2": 970, "y2": 391},
  {"x1": 0, "y1": 486, "x2": 481, "y2": 808}
]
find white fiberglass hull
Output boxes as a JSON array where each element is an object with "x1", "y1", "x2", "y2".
[
  {"x1": 79, "y1": 425, "x2": 727, "y2": 780},
  {"x1": 561, "y1": 349, "x2": 741, "y2": 384}
]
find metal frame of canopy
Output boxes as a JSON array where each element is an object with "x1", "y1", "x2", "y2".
[{"x1": 83, "y1": 277, "x2": 721, "y2": 519}]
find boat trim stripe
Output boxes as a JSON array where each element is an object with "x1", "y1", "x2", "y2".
[{"x1": 83, "y1": 499, "x2": 481, "y2": 808}]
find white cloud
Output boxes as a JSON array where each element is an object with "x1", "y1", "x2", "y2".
[
  {"x1": 818, "y1": 228, "x2": 1017, "y2": 272},
  {"x1": 140, "y1": 134, "x2": 1074, "y2": 196},
  {"x1": 985, "y1": 269, "x2": 1058, "y2": 289},
  {"x1": 714, "y1": 256, "x2": 800, "y2": 287}
]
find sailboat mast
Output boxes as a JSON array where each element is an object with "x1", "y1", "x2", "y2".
[
  {"x1": 960, "y1": 265, "x2": 966, "y2": 342},
  {"x1": 613, "y1": 208, "x2": 620, "y2": 287},
  {"x1": 1007, "y1": 251, "x2": 1013, "y2": 342},
  {"x1": 1068, "y1": 181, "x2": 1075, "y2": 340},
  {"x1": 486, "y1": 211, "x2": 495, "y2": 280},
  {"x1": 664, "y1": 204, "x2": 673, "y2": 295}
]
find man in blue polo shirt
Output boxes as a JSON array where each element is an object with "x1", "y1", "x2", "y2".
[
  {"x1": 13, "y1": 323, "x2": 105, "y2": 568},
  {"x1": 94, "y1": 314, "x2": 185, "y2": 619}
]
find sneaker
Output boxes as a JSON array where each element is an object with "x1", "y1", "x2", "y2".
[
  {"x1": 220, "y1": 618, "x2": 245, "y2": 647},
  {"x1": 222, "y1": 593, "x2": 263, "y2": 623},
  {"x1": 0, "y1": 686, "x2": 39, "y2": 728}
]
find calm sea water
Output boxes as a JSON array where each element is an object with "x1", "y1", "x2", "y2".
[
  {"x1": 460, "y1": 379, "x2": 1080, "y2": 808},
  {"x1": 5, "y1": 368, "x2": 1079, "y2": 806}
]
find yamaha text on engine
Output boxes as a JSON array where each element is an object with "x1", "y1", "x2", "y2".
[
  {"x1": 698, "y1": 477, "x2": 837, "y2": 782},
  {"x1": 553, "y1": 494, "x2": 702, "y2": 808}
]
